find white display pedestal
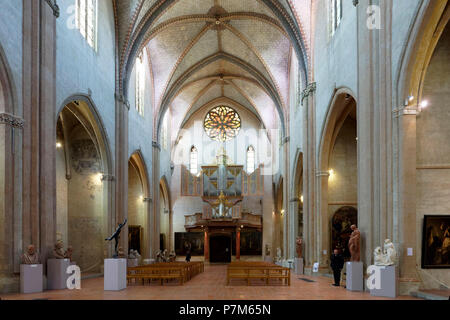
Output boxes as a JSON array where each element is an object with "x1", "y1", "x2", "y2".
[
  {"x1": 47, "y1": 259, "x2": 71, "y2": 290},
  {"x1": 264, "y1": 256, "x2": 272, "y2": 263},
  {"x1": 346, "y1": 262, "x2": 364, "y2": 292},
  {"x1": 20, "y1": 264, "x2": 43, "y2": 294},
  {"x1": 295, "y1": 258, "x2": 304, "y2": 275},
  {"x1": 104, "y1": 259, "x2": 127, "y2": 291},
  {"x1": 370, "y1": 266, "x2": 398, "y2": 298},
  {"x1": 127, "y1": 258, "x2": 138, "y2": 267}
]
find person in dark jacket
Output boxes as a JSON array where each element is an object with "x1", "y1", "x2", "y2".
[
  {"x1": 185, "y1": 249, "x2": 192, "y2": 262},
  {"x1": 330, "y1": 249, "x2": 345, "y2": 286}
]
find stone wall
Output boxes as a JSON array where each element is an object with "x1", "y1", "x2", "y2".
[{"x1": 416, "y1": 23, "x2": 450, "y2": 288}]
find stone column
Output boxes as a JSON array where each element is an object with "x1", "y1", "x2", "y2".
[
  {"x1": 204, "y1": 228, "x2": 209, "y2": 261},
  {"x1": 282, "y1": 137, "x2": 290, "y2": 259},
  {"x1": 151, "y1": 141, "x2": 161, "y2": 257},
  {"x1": 301, "y1": 82, "x2": 316, "y2": 270},
  {"x1": 396, "y1": 107, "x2": 420, "y2": 291},
  {"x1": 143, "y1": 197, "x2": 152, "y2": 259},
  {"x1": 0, "y1": 114, "x2": 24, "y2": 292},
  {"x1": 289, "y1": 198, "x2": 300, "y2": 259},
  {"x1": 22, "y1": 0, "x2": 58, "y2": 270},
  {"x1": 114, "y1": 94, "x2": 129, "y2": 256},
  {"x1": 356, "y1": 0, "x2": 394, "y2": 270},
  {"x1": 236, "y1": 227, "x2": 241, "y2": 260},
  {"x1": 316, "y1": 171, "x2": 330, "y2": 269}
]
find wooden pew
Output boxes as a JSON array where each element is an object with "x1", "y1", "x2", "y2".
[
  {"x1": 227, "y1": 262, "x2": 291, "y2": 286},
  {"x1": 127, "y1": 261, "x2": 205, "y2": 286}
]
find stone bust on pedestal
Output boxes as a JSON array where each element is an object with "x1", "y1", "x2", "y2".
[
  {"x1": 53, "y1": 240, "x2": 66, "y2": 259},
  {"x1": 22, "y1": 245, "x2": 40, "y2": 264}
]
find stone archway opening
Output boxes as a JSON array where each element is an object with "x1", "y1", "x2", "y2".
[
  {"x1": 318, "y1": 92, "x2": 357, "y2": 268},
  {"x1": 55, "y1": 100, "x2": 110, "y2": 274}
]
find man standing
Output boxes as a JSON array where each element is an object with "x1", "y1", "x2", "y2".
[{"x1": 330, "y1": 249, "x2": 344, "y2": 287}]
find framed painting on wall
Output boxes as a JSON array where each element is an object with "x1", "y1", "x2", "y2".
[
  {"x1": 421, "y1": 215, "x2": 450, "y2": 269},
  {"x1": 128, "y1": 225, "x2": 142, "y2": 255}
]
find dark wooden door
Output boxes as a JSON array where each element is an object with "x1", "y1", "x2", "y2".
[{"x1": 210, "y1": 235, "x2": 231, "y2": 263}]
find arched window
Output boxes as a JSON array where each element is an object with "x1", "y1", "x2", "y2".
[
  {"x1": 135, "y1": 51, "x2": 145, "y2": 116},
  {"x1": 76, "y1": 0, "x2": 97, "y2": 49},
  {"x1": 162, "y1": 112, "x2": 169, "y2": 150},
  {"x1": 247, "y1": 146, "x2": 255, "y2": 174},
  {"x1": 190, "y1": 146, "x2": 198, "y2": 176},
  {"x1": 330, "y1": 0, "x2": 342, "y2": 36}
]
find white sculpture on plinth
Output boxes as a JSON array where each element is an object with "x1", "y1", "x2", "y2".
[{"x1": 374, "y1": 239, "x2": 397, "y2": 266}]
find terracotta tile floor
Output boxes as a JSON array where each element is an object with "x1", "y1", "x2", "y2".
[{"x1": 0, "y1": 265, "x2": 419, "y2": 300}]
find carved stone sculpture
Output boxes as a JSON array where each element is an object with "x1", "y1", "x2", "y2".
[
  {"x1": 53, "y1": 240, "x2": 66, "y2": 259},
  {"x1": 276, "y1": 247, "x2": 282, "y2": 262},
  {"x1": 383, "y1": 239, "x2": 397, "y2": 265},
  {"x1": 64, "y1": 246, "x2": 73, "y2": 262},
  {"x1": 348, "y1": 225, "x2": 361, "y2": 261},
  {"x1": 265, "y1": 244, "x2": 271, "y2": 256},
  {"x1": 22, "y1": 245, "x2": 40, "y2": 264},
  {"x1": 296, "y1": 237, "x2": 303, "y2": 258},
  {"x1": 374, "y1": 239, "x2": 397, "y2": 266},
  {"x1": 374, "y1": 247, "x2": 384, "y2": 265}
]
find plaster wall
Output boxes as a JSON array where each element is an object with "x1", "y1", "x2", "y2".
[
  {"x1": 328, "y1": 117, "x2": 358, "y2": 229},
  {"x1": 56, "y1": 0, "x2": 116, "y2": 159},
  {"x1": 416, "y1": 23, "x2": 450, "y2": 288}
]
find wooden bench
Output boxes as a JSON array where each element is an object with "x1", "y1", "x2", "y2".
[
  {"x1": 127, "y1": 261, "x2": 205, "y2": 286},
  {"x1": 227, "y1": 262, "x2": 291, "y2": 286}
]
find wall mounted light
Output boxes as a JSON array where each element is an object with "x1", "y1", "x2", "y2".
[
  {"x1": 56, "y1": 142, "x2": 62, "y2": 148},
  {"x1": 419, "y1": 100, "x2": 429, "y2": 110},
  {"x1": 300, "y1": 195, "x2": 304, "y2": 203}
]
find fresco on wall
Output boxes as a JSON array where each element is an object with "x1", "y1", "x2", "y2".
[
  {"x1": 331, "y1": 206, "x2": 357, "y2": 259},
  {"x1": 422, "y1": 215, "x2": 450, "y2": 268},
  {"x1": 175, "y1": 232, "x2": 204, "y2": 256},
  {"x1": 71, "y1": 139, "x2": 101, "y2": 174}
]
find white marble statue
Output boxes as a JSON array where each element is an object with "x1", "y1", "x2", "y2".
[
  {"x1": 383, "y1": 239, "x2": 397, "y2": 265},
  {"x1": 374, "y1": 239, "x2": 397, "y2": 266},
  {"x1": 276, "y1": 247, "x2": 282, "y2": 262}
]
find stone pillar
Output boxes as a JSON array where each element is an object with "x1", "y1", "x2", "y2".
[
  {"x1": 316, "y1": 171, "x2": 330, "y2": 268},
  {"x1": 143, "y1": 197, "x2": 152, "y2": 259},
  {"x1": 289, "y1": 198, "x2": 300, "y2": 259},
  {"x1": 114, "y1": 94, "x2": 129, "y2": 257},
  {"x1": 0, "y1": 114, "x2": 24, "y2": 292},
  {"x1": 151, "y1": 141, "x2": 161, "y2": 257},
  {"x1": 356, "y1": 0, "x2": 394, "y2": 269},
  {"x1": 301, "y1": 82, "x2": 316, "y2": 269},
  {"x1": 397, "y1": 107, "x2": 419, "y2": 291},
  {"x1": 204, "y1": 228, "x2": 209, "y2": 261},
  {"x1": 236, "y1": 227, "x2": 241, "y2": 260},
  {"x1": 21, "y1": 0, "x2": 58, "y2": 271}
]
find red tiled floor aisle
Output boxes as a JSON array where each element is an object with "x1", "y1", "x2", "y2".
[{"x1": 0, "y1": 264, "x2": 419, "y2": 300}]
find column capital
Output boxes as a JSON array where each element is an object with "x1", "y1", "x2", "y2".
[
  {"x1": 316, "y1": 171, "x2": 330, "y2": 178},
  {"x1": 152, "y1": 141, "x2": 161, "y2": 151},
  {"x1": 393, "y1": 106, "x2": 418, "y2": 118},
  {"x1": 0, "y1": 113, "x2": 25, "y2": 128},
  {"x1": 101, "y1": 174, "x2": 115, "y2": 182},
  {"x1": 301, "y1": 82, "x2": 317, "y2": 104},
  {"x1": 290, "y1": 197, "x2": 300, "y2": 203},
  {"x1": 115, "y1": 93, "x2": 130, "y2": 110},
  {"x1": 281, "y1": 136, "x2": 290, "y2": 145},
  {"x1": 44, "y1": 0, "x2": 60, "y2": 18},
  {"x1": 143, "y1": 197, "x2": 152, "y2": 203}
]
